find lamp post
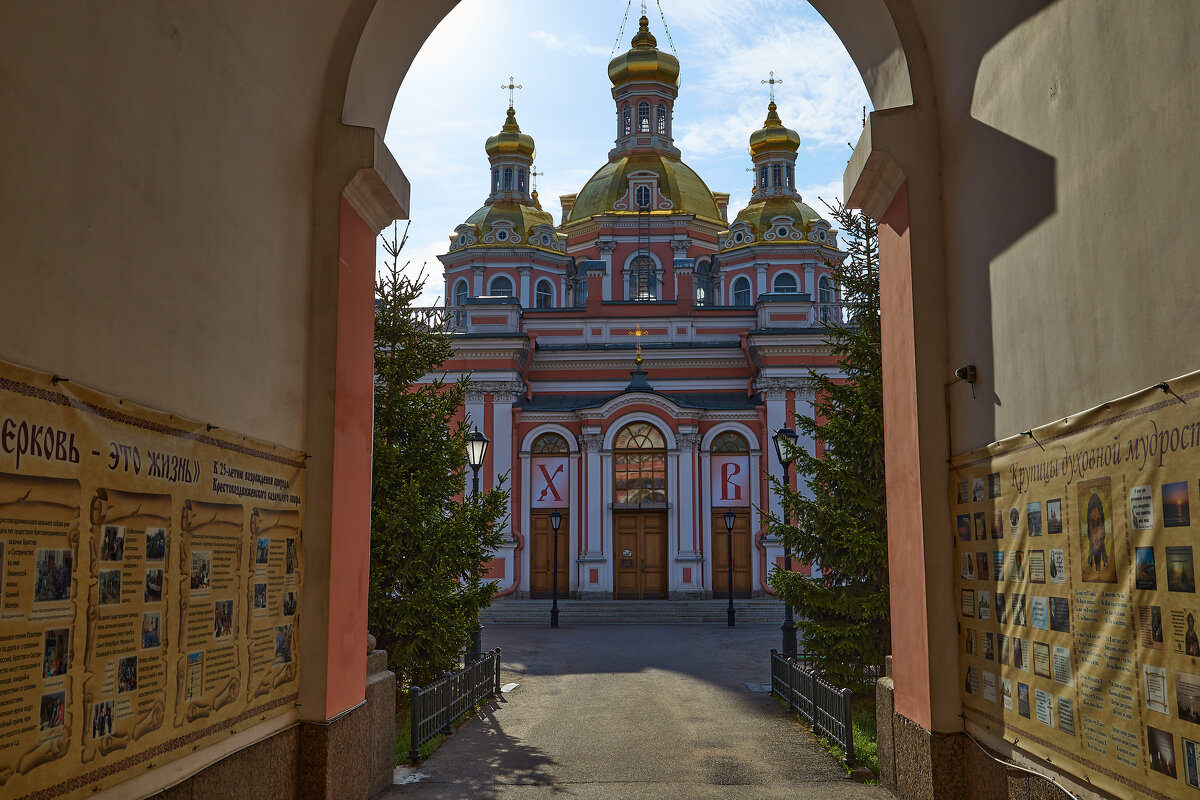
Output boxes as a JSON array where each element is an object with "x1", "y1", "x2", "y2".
[
  {"x1": 466, "y1": 427, "x2": 489, "y2": 661},
  {"x1": 724, "y1": 508, "x2": 736, "y2": 627},
  {"x1": 549, "y1": 509, "x2": 562, "y2": 628},
  {"x1": 772, "y1": 427, "x2": 799, "y2": 656}
]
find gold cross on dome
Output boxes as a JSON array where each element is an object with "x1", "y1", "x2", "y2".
[
  {"x1": 626, "y1": 323, "x2": 647, "y2": 366},
  {"x1": 501, "y1": 76, "x2": 522, "y2": 108},
  {"x1": 530, "y1": 165, "x2": 544, "y2": 191},
  {"x1": 761, "y1": 71, "x2": 782, "y2": 102}
]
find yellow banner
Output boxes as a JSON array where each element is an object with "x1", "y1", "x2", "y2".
[
  {"x1": 952, "y1": 370, "x2": 1200, "y2": 798},
  {"x1": 0, "y1": 359, "x2": 304, "y2": 799}
]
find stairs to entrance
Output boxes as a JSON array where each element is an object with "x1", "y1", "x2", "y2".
[{"x1": 479, "y1": 598, "x2": 786, "y2": 624}]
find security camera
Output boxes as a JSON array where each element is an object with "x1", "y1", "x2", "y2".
[{"x1": 954, "y1": 364, "x2": 977, "y2": 383}]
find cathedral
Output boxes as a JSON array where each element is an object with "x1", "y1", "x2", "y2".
[{"x1": 436, "y1": 16, "x2": 845, "y2": 600}]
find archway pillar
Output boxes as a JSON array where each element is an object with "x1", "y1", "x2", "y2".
[{"x1": 847, "y1": 106, "x2": 963, "y2": 798}]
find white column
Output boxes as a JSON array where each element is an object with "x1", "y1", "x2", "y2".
[
  {"x1": 519, "y1": 450, "x2": 531, "y2": 593},
  {"x1": 700, "y1": 450, "x2": 712, "y2": 590},
  {"x1": 749, "y1": 448, "x2": 763, "y2": 592},
  {"x1": 755, "y1": 262, "x2": 768, "y2": 296},
  {"x1": 598, "y1": 240, "x2": 615, "y2": 301},
  {"x1": 472, "y1": 265, "x2": 485, "y2": 296},
  {"x1": 803, "y1": 263, "x2": 816, "y2": 297},
  {"x1": 569, "y1": 450, "x2": 580, "y2": 592},
  {"x1": 676, "y1": 434, "x2": 697, "y2": 555},
  {"x1": 518, "y1": 265, "x2": 531, "y2": 308},
  {"x1": 583, "y1": 433, "x2": 604, "y2": 556},
  {"x1": 487, "y1": 383, "x2": 522, "y2": 536},
  {"x1": 667, "y1": 450, "x2": 679, "y2": 560},
  {"x1": 759, "y1": 380, "x2": 788, "y2": 517}
]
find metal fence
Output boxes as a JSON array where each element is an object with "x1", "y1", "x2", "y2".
[
  {"x1": 770, "y1": 649, "x2": 856, "y2": 765},
  {"x1": 407, "y1": 648, "x2": 501, "y2": 760}
]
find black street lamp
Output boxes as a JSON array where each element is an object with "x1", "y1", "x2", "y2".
[
  {"x1": 549, "y1": 509, "x2": 562, "y2": 628},
  {"x1": 772, "y1": 427, "x2": 799, "y2": 657},
  {"x1": 466, "y1": 426, "x2": 489, "y2": 661},
  {"x1": 724, "y1": 508, "x2": 736, "y2": 627}
]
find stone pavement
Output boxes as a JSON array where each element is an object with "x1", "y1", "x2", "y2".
[{"x1": 382, "y1": 624, "x2": 892, "y2": 800}]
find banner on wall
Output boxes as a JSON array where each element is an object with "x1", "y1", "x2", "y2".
[
  {"x1": 530, "y1": 457, "x2": 568, "y2": 508},
  {"x1": 951, "y1": 369, "x2": 1200, "y2": 799},
  {"x1": 710, "y1": 454, "x2": 750, "y2": 507},
  {"x1": 0, "y1": 359, "x2": 305, "y2": 799}
]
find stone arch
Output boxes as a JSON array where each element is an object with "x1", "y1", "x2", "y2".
[
  {"x1": 520, "y1": 423, "x2": 580, "y2": 453},
  {"x1": 701, "y1": 422, "x2": 761, "y2": 453},
  {"x1": 602, "y1": 412, "x2": 675, "y2": 451}
]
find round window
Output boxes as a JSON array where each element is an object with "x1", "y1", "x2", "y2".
[
  {"x1": 777, "y1": 227, "x2": 788, "y2": 237},
  {"x1": 496, "y1": 230, "x2": 507, "y2": 241}
]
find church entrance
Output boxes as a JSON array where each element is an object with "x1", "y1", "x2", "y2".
[
  {"x1": 529, "y1": 510, "x2": 569, "y2": 598},
  {"x1": 711, "y1": 509, "x2": 752, "y2": 598},
  {"x1": 613, "y1": 511, "x2": 668, "y2": 599}
]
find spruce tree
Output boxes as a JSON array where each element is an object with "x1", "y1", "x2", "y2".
[
  {"x1": 767, "y1": 201, "x2": 888, "y2": 692},
  {"x1": 370, "y1": 223, "x2": 507, "y2": 687}
]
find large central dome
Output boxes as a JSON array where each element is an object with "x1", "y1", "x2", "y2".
[{"x1": 565, "y1": 153, "x2": 722, "y2": 225}]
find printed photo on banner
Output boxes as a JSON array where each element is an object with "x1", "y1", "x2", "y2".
[
  {"x1": 98, "y1": 568, "x2": 121, "y2": 605},
  {"x1": 34, "y1": 548, "x2": 72, "y2": 603},
  {"x1": 1135, "y1": 547, "x2": 1157, "y2": 590},
  {"x1": 982, "y1": 671, "x2": 996, "y2": 702},
  {"x1": 991, "y1": 509, "x2": 1003, "y2": 539},
  {"x1": 40, "y1": 691, "x2": 65, "y2": 731},
  {"x1": 1017, "y1": 681, "x2": 1030, "y2": 718},
  {"x1": 974, "y1": 512, "x2": 986, "y2": 541},
  {"x1": 1011, "y1": 594, "x2": 1027, "y2": 627},
  {"x1": 1001, "y1": 676, "x2": 1013, "y2": 709},
  {"x1": 1174, "y1": 609, "x2": 1200, "y2": 655},
  {"x1": 1139, "y1": 604, "x2": 1164, "y2": 649},
  {"x1": 1013, "y1": 636, "x2": 1029, "y2": 672},
  {"x1": 191, "y1": 550, "x2": 211, "y2": 592},
  {"x1": 957, "y1": 481, "x2": 969, "y2": 504},
  {"x1": 1028, "y1": 550, "x2": 1046, "y2": 583},
  {"x1": 1009, "y1": 551, "x2": 1025, "y2": 582},
  {"x1": 1163, "y1": 480, "x2": 1191, "y2": 528},
  {"x1": 1034, "y1": 688, "x2": 1053, "y2": 727},
  {"x1": 42, "y1": 627, "x2": 69, "y2": 678},
  {"x1": 1031, "y1": 596, "x2": 1048, "y2": 630},
  {"x1": 1167, "y1": 546, "x2": 1197, "y2": 593},
  {"x1": 1008, "y1": 507, "x2": 1020, "y2": 537},
  {"x1": 988, "y1": 472, "x2": 1001, "y2": 499},
  {"x1": 1057, "y1": 697, "x2": 1075, "y2": 735},
  {"x1": 1049, "y1": 596, "x2": 1070, "y2": 633},
  {"x1": 274, "y1": 624, "x2": 293, "y2": 664},
  {"x1": 145, "y1": 527, "x2": 166, "y2": 560},
  {"x1": 1048, "y1": 548, "x2": 1066, "y2": 583},
  {"x1": 961, "y1": 553, "x2": 973, "y2": 580},
  {"x1": 1079, "y1": 477, "x2": 1118, "y2": 583},
  {"x1": 1026, "y1": 502, "x2": 1042, "y2": 536},
  {"x1": 1033, "y1": 641, "x2": 1051, "y2": 678},
  {"x1": 996, "y1": 593, "x2": 1007, "y2": 625},
  {"x1": 998, "y1": 633, "x2": 1009, "y2": 665},
  {"x1": 100, "y1": 525, "x2": 125, "y2": 562},
  {"x1": 214, "y1": 599, "x2": 233, "y2": 639},
  {"x1": 1185, "y1": 737, "x2": 1200, "y2": 791},
  {"x1": 961, "y1": 589, "x2": 975, "y2": 617},
  {"x1": 92, "y1": 699, "x2": 113, "y2": 739},
  {"x1": 141, "y1": 610, "x2": 161, "y2": 649},
  {"x1": 285, "y1": 538, "x2": 297, "y2": 574},
  {"x1": 1148, "y1": 725, "x2": 1177, "y2": 778},
  {"x1": 282, "y1": 590, "x2": 298, "y2": 616},
  {"x1": 256, "y1": 537, "x2": 270, "y2": 565},
  {"x1": 117, "y1": 655, "x2": 137, "y2": 693},
  {"x1": 978, "y1": 591, "x2": 991, "y2": 621},
  {"x1": 253, "y1": 582, "x2": 267, "y2": 610},
  {"x1": 1176, "y1": 670, "x2": 1200, "y2": 724},
  {"x1": 976, "y1": 552, "x2": 989, "y2": 580},
  {"x1": 972, "y1": 477, "x2": 986, "y2": 502},
  {"x1": 957, "y1": 514, "x2": 971, "y2": 542},
  {"x1": 993, "y1": 552, "x2": 1004, "y2": 581},
  {"x1": 984, "y1": 631, "x2": 994, "y2": 661},
  {"x1": 144, "y1": 568, "x2": 163, "y2": 603},
  {"x1": 1046, "y1": 498, "x2": 1062, "y2": 534}
]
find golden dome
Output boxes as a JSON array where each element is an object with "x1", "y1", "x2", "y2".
[
  {"x1": 458, "y1": 201, "x2": 559, "y2": 251},
  {"x1": 608, "y1": 17, "x2": 680, "y2": 87},
  {"x1": 564, "y1": 153, "x2": 722, "y2": 226},
  {"x1": 748, "y1": 102, "x2": 801, "y2": 157},
  {"x1": 722, "y1": 196, "x2": 827, "y2": 251},
  {"x1": 484, "y1": 107, "x2": 535, "y2": 160}
]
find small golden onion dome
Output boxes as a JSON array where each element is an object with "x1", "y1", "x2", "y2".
[
  {"x1": 565, "y1": 153, "x2": 721, "y2": 226},
  {"x1": 484, "y1": 107, "x2": 536, "y2": 160},
  {"x1": 748, "y1": 102, "x2": 801, "y2": 157},
  {"x1": 531, "y1": 189, "x2": 542, "y2": 210},
  {"x1": 461, "y1": 201, "x2": 557, "y2": 249},
  {"x1": 608, "y1": 17, "x2": 680, "y2": 87},
  {"x1": 721, "y1": 196, "x2": 826, "y2": 251}
]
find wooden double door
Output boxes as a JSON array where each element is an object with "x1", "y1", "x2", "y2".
[
  {"x1": 711, "y1": 509, "x2": 752, "y2": 598},
  {"x1": 614, "y1": 511, "x2": 668, "y2": 599},
  {"x1": 530, "y1": 510, "x2": 569, "y2": 598}
]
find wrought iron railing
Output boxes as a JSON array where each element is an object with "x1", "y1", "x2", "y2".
[
  {"x1": 407, "y1": 648, "x2": 501, "y2": 760},
  {"x1": 770, "y1": 649, "x2": 856, "y2": 765},
  {"x1": 409, "y1": 306, "x2": 466, "y2": 332}
]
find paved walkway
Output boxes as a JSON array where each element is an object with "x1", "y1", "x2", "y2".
[{"x1": 383, "y1": 624, "x2": 891, "y2": 800}]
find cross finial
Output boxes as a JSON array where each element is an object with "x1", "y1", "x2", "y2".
[
  {"x1": 530, "y1": 165, "x2": 544, "y2": 191},
  {"x1": 626, "y1": 323, "x2": 647, "y2": 366},
  {"x1": 501, "y1": 76, "x2": 522, "y2": 109},
  {"x1": 761, "y1": 70, "x2": 782, "y2": 102},
  {"x1": 641, "y1": 1, "x2": 648, "y2": 17}
]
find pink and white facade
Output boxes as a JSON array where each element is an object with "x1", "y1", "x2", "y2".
[{"x1": 435, "y1": 17, "x2": 846, "y2": 600}]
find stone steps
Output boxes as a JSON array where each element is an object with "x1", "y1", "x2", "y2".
[{"x1": 479, "y1": 598, "x2": 788, "y2": 624}]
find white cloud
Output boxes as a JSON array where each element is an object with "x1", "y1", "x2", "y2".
[{"x1": 528, "y1": 30, "x2": 609, "y2": 57}]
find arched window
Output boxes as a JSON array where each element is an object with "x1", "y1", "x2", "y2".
[
  {"x1": 532, "y1": 432, "x2": 568, "y2": 453},
  {"x1": 503, "y1": 168, "x2": 513, "y2": 191},
  {"x1": 453, "y1": 279, "x2": 469, "y2": 306},
  {"x1": 518, "y1": 169, "x2": 526, "y2": 192},
  {"x1": 656, "y1": 103, "x2": 667, "y2": 135},
  {"x1": 773, "y1": 272, "x2": 798, "y2": 293},
  {"x1": 772, "y1": 164, "x2": 783, "y2": 187},
  {"x1": 491, "y1": 169, "x2": 499, "y2": 193},
  {"x1": 535, "y1": 280, "x2": 554, "y2": 308},
  {"x1": 711, "y1": 431, "x2": 749, "y2": 452},
  {"x1": 629, "y1": 254, "x2": 657, "y2": 301},
  {"x1": 759, "y1": 166, "x2": 768, "y2": 189},
  {"x1": 635, "y1": 185, "x2": 651, "y2": 208},
  {"x1": 693, "y1": 259, "x2": 712, "y2": 306},
  {"x1": 785, "y1": 165, "x2": 794, "y2": 189},
  {"x1": 637, "y1": 101, "x2": 650, "y2": 133},
  {"x1": 818, "y1": 275, "x2": 834, "y2": 303},
  {"x1": 613, "y1": 422, "x2": 667, "y2": 504},
  {"x1": 622, "y1": 106, "x2": 631, "y2": 136},
  {"x1": 732, "y1": 276, "x2": 751, "y2": 307},
  {"x1": 489, "y1": 275, "x2": 513, "y2": 297}
]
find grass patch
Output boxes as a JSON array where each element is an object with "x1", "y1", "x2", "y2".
[
  {"x1": 772, "y1": 692, "x2": 880, "y2": 779},
  {"x1": 395, "y1": 703, "x2": 487, "y2": 764}
]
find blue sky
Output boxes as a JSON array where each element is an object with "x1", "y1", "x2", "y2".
[{"x1": 384, "y1": 0, "x2": 870, "y2": 304}]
